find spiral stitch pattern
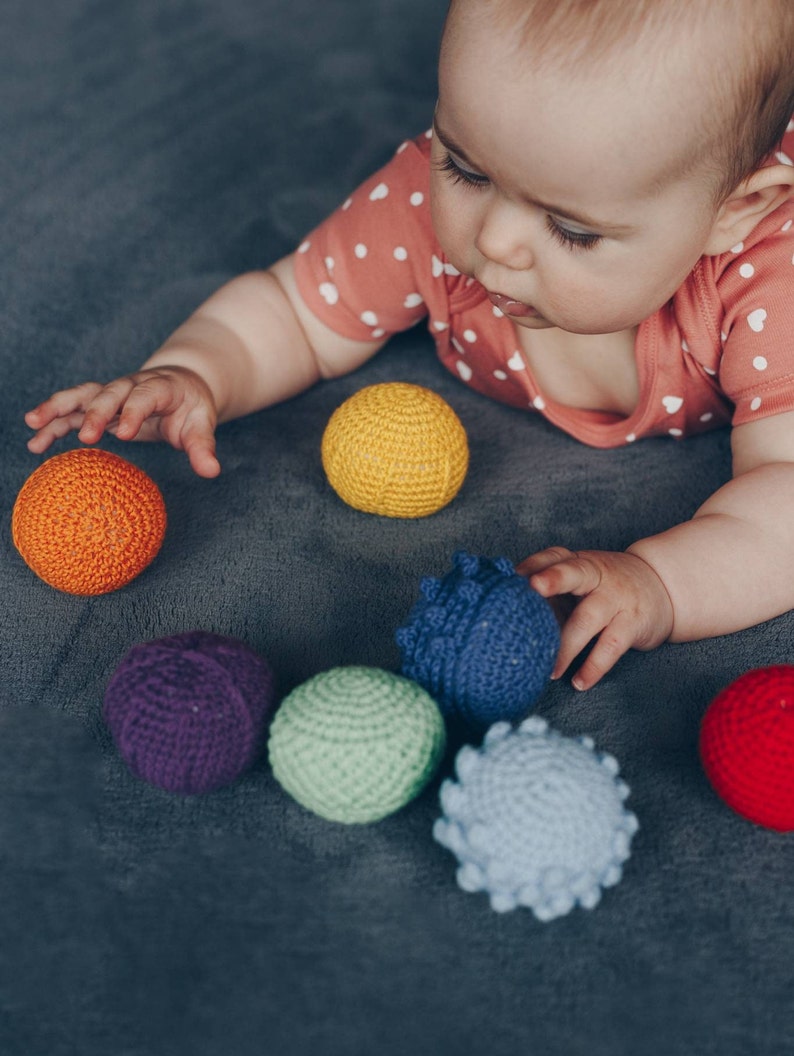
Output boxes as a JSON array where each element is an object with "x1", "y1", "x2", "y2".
[
  {"x1": 268, "y1": 666, "x2": 446, "y2": 823},
  {"x1": 104, "y1": 631, "x2": 275, "y2": 795},
  {"x1": 434, "y1": 718, "x2": 639, "y2": 918},
  {"x1": 12, "y1": 448, "x2": 166, "y2": 595},
  {"x1": 700, "y1": 665, "x2": 794, "y2": 831},
  {"x1": 321, "y1": 383, "x2": 469, "y2": 518}
]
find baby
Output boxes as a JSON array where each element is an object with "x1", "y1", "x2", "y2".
[{"x1": 25, "y1": 0, "x2": 794, "y2": 691}]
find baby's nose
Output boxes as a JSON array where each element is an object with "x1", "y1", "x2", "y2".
[{"x1": 474, "y1": 198, "x2": 534, "y2": 271}]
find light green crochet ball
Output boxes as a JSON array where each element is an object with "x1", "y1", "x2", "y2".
[{"x1": 268, "y1": 666, "x2": 446, "y2": 823}]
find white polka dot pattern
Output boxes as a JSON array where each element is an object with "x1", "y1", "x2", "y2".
[{"x1": 292, "y1": 124, "x2": 794, "y2": 447}]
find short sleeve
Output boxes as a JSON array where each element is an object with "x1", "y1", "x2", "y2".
[
  {"x1": 716, "y1": 202, "x2": 794, "y2": 425},
  {"x1": 293, "y1": 133, "x2": 441, "y2": 342}
]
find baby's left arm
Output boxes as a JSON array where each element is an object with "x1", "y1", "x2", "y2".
[{"x1": 518, "y1": 409, "x2": 794, "y2": 689}]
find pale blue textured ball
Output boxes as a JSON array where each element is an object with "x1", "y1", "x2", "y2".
[
  {"x1": 396, "y1": 551, "x2": 560, "y2": 728},
  {"x1": 434, "y1": 717, "x2": 639, "y2": 918}
]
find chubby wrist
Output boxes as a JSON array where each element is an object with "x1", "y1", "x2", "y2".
[
  {"x1": 626, "y1": 524, "x2": 735, "y2": 643},
  {"x1": 624, "y1": 540, "x2": 677, "y2": 641}
]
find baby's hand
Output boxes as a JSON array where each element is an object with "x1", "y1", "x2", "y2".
[
  {"x1": 516, "y1": 547, "x2": 674, "y2": 690},
  {"x1": 25, "y1": 366, "x2": 221, "y2": 478}
]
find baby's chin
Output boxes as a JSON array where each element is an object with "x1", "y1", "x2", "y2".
[
  {"x1": 516, "y1": 314, "x2": 642, "y2": 337},
  {"x1": 509, "y1": 314, "x2": 558, "y2": 331}
]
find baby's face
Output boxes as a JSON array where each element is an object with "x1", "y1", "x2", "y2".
[{"x1": 431, "y1": 3, "x2": 725, "y2": 334}]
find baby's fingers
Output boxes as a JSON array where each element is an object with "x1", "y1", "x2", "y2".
[
  {"x1": 26, "y1": 411, "x2": 92, "y2": 453},
  {"x1": 180, "y1": 418, "x2": 221, "y2": 478},
  {"x1": 551, "y1": 590, "x2": 629, "y2": 687},
  {"x1": 516, "y1": 546, "x2": 576, "y2": 580},
  {"x1": 25, "y1": 382, "x2": 105, "y2": 429},
  {"x1": 569, "y1": 612, "x2": 637, "y2": 691},
  {"x1": 26, "y1": 383, "x2": 110, "y2": 452},
  {"x1": 154, "y1": 402, "x2": 220, "y2": 478},
  {"x1": 551, "y1": 590, "x2": 610, "y2": 681},
  {"x1": 529, "y1": 550, "x2": 602, "y2": 599},
  {"x1": 77, "y1": 378, "x2": 139, "y2": 442},
  {"x1": 84, "y1": 374, "x2": 192, "y2": 444}
]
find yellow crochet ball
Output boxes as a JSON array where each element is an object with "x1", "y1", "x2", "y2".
[{"x1": 321, "y1": 383, "x2": 469, "y2": 518}]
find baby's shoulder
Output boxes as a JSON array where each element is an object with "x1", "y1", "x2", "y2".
[{"x1": 383, "y1": 129, "x2": 434, "y2": 182}]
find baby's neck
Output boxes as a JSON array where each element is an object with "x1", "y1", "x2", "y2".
[{"x1": 516, "y1": 325, "x2": 640, "y2": 416}]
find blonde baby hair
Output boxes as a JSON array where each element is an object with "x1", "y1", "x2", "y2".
[{"x1": 446, "y1": 0, "x2": 794, "y2": 201}]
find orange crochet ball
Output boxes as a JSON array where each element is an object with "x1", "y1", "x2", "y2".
[
  {"x1": 321, "y1": 382, "x2": 469, "y2": 518},
  {"x1": 12, "y1": 448, "x2": 167, "y2": 595}
]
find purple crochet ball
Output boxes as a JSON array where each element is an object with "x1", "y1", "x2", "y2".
[{"x1": 104, "y1": 631, "x2": 275, "y2": 794}]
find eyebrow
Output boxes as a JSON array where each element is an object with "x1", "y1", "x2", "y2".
[{"x1": 433, "y1": 122, "x2": 634, "y2": 235}]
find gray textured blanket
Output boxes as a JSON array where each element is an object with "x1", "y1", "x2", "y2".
[{"x1": 2, "y1": 2, "x2": 792, "y2": 1053}]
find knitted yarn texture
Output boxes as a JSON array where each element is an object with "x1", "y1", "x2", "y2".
[
  {"x1": 12, "y1": 448, "x2": 166, "y2": 595},
  {"x1": 104, "y1": 631, "x2": 275, "y2": 795},
  {"x1": 700, "y1": 665, "x2": 794, "y2": 831},
  {"x1": 268, "y1": 666, "x2": 446, "y2": 823},
  {"x1": 434, "y1": 718, "x2": 638, "y2": 918},
  {"x1": 321, "y1": 382, "x2": 469, "y2": 517},
  {"x1": 396, "y1": 551, "x2": 560, "y2": 727}
]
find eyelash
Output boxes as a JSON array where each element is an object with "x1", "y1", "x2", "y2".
[
  {"x1": 437, "y1": 151, "x2": 603, "y2": 253},
  {"x1": 544, "y1": 219, "x2": 603, "y2": 253},
  {"x1": 438, "y1": 151, "x2": 490, "y2": 188}
]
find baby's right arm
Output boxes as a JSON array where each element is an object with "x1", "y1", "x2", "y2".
[{"x1": 25, "y1": 255, "x2": 387, "y2": 477}]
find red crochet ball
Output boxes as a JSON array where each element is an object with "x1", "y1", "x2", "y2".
[{"x1": 699, "y1": 665, "x2": 794, "y2": 831}]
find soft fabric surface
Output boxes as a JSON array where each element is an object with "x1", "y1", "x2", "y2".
[{"x1": 2, "y1": 2, "x2": 793, "y2": 1053}]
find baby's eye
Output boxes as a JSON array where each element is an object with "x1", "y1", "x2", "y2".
[
  {"x1": 438, "y1": 151, "x2": 490, "y2": 189},
  {"x1": 546, "y1": 215, "x2": 602, "y2": 252}
]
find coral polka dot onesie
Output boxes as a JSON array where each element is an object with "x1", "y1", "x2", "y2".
[{"x1": 294, "y1": 124, "x2": 794, "y2": 449}]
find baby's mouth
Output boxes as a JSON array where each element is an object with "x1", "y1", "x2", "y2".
[{"x1": 487, "y1": 291, "x2": 538, "y2": 318}]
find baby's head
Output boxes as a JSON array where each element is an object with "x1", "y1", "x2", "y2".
[
  {"x1": 446, "y1": 0, "x2": 794, "y2": 203},
  {"x1": 430, "y1": 0, "x2": 794, "y2": 334}
]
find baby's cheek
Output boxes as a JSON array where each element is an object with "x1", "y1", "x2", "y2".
[
  {"x1": 549, "y1": 279, "x2": 646, "y2": 334},
  {"x1": 430, "y1": 203, "x2": 460, "y2": 260},
  {"x1": 430, "y1": 186, "x2": 473, "y2": 265},
  {"x1": 542, "y1": 278, "x2": 609, "y2": 329}
]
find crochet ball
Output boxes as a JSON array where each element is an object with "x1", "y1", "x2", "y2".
[
  {"x1": 396, "y1": 551, "x2": 560, "y2": 728},
  {"x1": 268, "y1": 666, "x2": 446, "y2": 823},
  {"x1": 12, "y1": 448, "x2": 166, "y2": 595},
  {"x1": 321, "y1": 382, "x2": 469, "y2": 518},
  {"x1": 104, "y1": 631, "x2": 275, "y2": 795},
  {"x1": 434, "y1": 718, "x2": 639, "y2": 918},
  {"x1": 700, "y1": 665, "x2": 794, "y2": 831}
]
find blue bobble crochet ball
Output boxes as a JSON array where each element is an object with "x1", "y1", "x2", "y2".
[
  {"x1": 396, "y1": 551, "x2": 560, "y2": 728},
  {"x1": 434, "y1": 718, "x2": 639, "y2": 918}
]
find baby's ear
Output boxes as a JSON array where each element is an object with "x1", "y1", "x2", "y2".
[{"x1": 704, "y1": 162, "x2": 794, "y2": 255}]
